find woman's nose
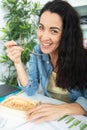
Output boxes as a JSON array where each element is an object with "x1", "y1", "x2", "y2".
[{"x1": 41, "y1": 31, "x2": 50, "y2": 41}]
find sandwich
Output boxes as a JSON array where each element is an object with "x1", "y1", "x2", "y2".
[{"x1": 1, "y1": 96, "x2": 37, "y2": 111}]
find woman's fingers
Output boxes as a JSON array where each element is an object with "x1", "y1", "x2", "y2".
[
  {"x1": 4, "y1": 40, "x2": 24, "y2": 54},
  {"x1": 27, "y1": 103, "x2": 49, "y2": 115},
  {"x1": 6, "y1": 45, "x2": 24, "y2": 54},
  {"x1": 4, "y1": 40, "x2": 24, "y2": 63},
  {"x1": 26, "y1": 103, "x2": 54, "y2": 122},
  {"x1": 4, "y1": 40, "x2": 17, "y2": 48},
  {"x1": 29, "y1": 115, "x2": 50, "y2": 124},
  {"x1": 26, "y1": 103, "x2": 67, "y2": 123}
]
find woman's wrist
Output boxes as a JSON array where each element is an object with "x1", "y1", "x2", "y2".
[
  {"x1": 61, "y1": 103, "x2": 86, "y2": 116},
  {"x1": 14, "y1": 61, "x2": 23, "y2": 69}
]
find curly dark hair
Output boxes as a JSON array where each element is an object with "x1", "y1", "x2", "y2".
[{"x1": 39, "y1": 0, "x2": 87, "y2": 90}]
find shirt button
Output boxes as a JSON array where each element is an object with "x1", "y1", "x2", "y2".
[{"x1": 46, "y1": 61, "x2": 49, "y2": 64}]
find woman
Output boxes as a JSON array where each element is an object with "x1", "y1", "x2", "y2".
[{"x1": 5, "y1": 0, "x2": 87, "y2": 123}]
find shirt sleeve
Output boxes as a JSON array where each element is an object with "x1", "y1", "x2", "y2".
[
  {"x1": 18, "y1": 77, "x2": 39, "y2": 96},
  {"x1": 75, "y1": 96, "x2": 87, "y2": 111}
]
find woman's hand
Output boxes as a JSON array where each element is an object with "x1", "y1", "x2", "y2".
[
  {"x1": 26, "y1": 102, "x2": 69, "y2": 123},
  {"x1": 4, "y1": 40, "x2": 28, "y2": 87},
  {"x1": 26, "y1": 102, "x2": 86, "y2": 124},
  {"x1": 4, "y1": 40, "x2": 24, "y2": 64}
]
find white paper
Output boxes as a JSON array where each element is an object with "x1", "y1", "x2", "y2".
[
  {"x1": 0, "y1": 105, "x2": 29, "y2": 130},
  {"x1": 0, "y1": 116, "x2": 7, "y2": 128},
  {"x1": 14, "y1": 115, "x2": 87, "y2": 130}
]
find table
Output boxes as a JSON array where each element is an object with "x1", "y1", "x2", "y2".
[
  {"x1": 18, "y1": 91, "x2": 64, "y2": 104},
  {"x1": 0, "y1": 92, "x2": 87, "y2": 130}
]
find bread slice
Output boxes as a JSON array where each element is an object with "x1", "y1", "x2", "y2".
[{"x1": 1, "y1": 96, "x2": 37, "y2": 111}]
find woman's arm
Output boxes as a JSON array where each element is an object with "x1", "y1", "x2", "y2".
[
  {"x1": 64, "y1": 102, "x2": 87, "y2": 115},
  {"x1": 4, "y1": 40, "x2": 28, "y2": 87},
  {"x1": 14, "y1": 62, "x2": 28, "y2": 86},
  {"x1": 26, "y1": 102, "x2": 87, "y2": 123}
]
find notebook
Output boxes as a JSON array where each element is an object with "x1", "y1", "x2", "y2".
[{"x1": 0, "y1": 84, "x2": 21, "y2": 98}]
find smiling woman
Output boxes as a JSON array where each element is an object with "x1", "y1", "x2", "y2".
[{"x1": 4, "y1": 0, "x2": 87, "y2": 123}]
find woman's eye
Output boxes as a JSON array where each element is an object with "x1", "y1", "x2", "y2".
[
  {"x1": 51, "y1": 30, "x2": 59, "y2": 34},
  {"x1": 38, "y1": 25, "x2": 44, "y2": 31}
]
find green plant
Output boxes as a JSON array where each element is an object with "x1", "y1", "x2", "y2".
[{"x1": 0, "y1": 0, "x2": 41, "y2": 86}]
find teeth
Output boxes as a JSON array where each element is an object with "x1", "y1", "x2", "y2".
[{"x1": 43, "y1": 43, "x2": 50, "y2": 46}]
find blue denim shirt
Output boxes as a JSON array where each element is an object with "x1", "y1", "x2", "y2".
[{"x1": 19, "y1": 44, "x2": 87, "y2": 111}]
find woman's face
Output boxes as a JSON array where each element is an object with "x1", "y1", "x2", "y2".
[{"x1": 37, "y1": 11, "x2": 63, "y2": 55}]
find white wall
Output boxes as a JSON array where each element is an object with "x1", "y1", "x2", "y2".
[
  {"x1": 32, "y1": 0, "x2": 87, "y2": 6},
  {"x1": 66, "y1": 0, "x2": 87, "y2": 7},
  {"x1": 32, "y1": 0, "x2": 50, "y2": 5}
]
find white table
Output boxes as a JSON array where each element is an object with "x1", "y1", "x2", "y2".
[
  {"x1": 18, "y1": 91, "x2": 64, "y2": 104},
  {"x1": 0, "y1": 92, "x2": 87, "y2": 130}
]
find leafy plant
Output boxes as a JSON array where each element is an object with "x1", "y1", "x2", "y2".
[{"x1": 0, "y1": 0, "x2": 41, "y2": 86}]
